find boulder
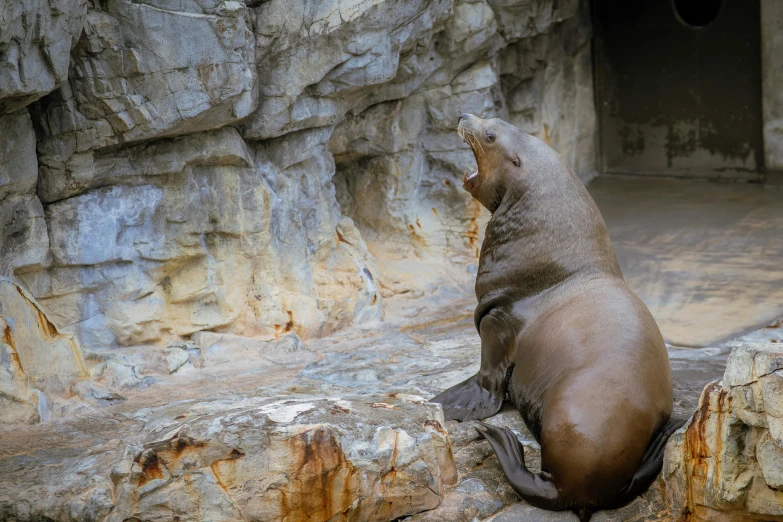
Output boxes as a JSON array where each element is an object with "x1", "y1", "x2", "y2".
[
  {"x1": 0, "y1": 392, "x2": 458, "y2": 522},
  {"x1": 664, "y1": 343, "x2": 783, "y2": 521}
]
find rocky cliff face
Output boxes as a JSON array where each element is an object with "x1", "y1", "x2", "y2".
[{"x1": 0, "y1": 0, "x2": 597, "y2": 353}]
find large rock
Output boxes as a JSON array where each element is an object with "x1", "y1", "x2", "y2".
[
  {"x1": 22, "y1": 127, "x2": 270, "y2": 348},
  {"x1": 664, "y1": 343, "x2": 783, "y2": 521},
  {"x1": 0, "y1": 0, "x2": 88, "y2": 112},
  {"x1": 0, "y1": 278, "x2": 87, "y2": 424},
  {"x1": 0, "y1": 391, "x2": 457, "y2": 522}
]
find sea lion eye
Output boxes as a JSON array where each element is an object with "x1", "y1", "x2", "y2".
[{"x1": 486, "y1": 132, "x2": 496, "y2": 142}]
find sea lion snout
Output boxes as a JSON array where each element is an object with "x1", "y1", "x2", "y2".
[
  {"x1": 457, "y1": 114, "x2": 520, "y2": 213},
  {"x1": 457, "y1": 113, "x2": 487, "y2": 195}
]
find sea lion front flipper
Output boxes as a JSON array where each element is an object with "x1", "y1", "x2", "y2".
[
  {"x1": 430, "y1": 373, "x2": 505, "y2": 421},
  {"x1": 431, "y1": 312, "x2": 514, "y2": 421},
  {"x1": 476, "y1": 423, "x2": 572, "y2": 513}
]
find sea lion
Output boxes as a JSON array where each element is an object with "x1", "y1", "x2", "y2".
[{"x1": 431, "y1": 114, "x2": 683, "y2": 521}]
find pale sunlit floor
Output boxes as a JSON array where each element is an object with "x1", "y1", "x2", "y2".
[{"x1": 590, "y1": 175, "x2": 783, "y2": 347}]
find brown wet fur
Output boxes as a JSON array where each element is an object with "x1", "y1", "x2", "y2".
[{"x1": 432, "y1": 114, "x2": 676, "y2": 518}]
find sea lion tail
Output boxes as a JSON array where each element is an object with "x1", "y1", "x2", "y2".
[
  {"x1": 608, "y1": 416, "x2": 687, "y2": 508},
  {"x1": 478, "y1": 418, "x2": 687, "y2": 520},
  {"x1": 573, "y1": 507, "x2": 594, "y2": 522}
]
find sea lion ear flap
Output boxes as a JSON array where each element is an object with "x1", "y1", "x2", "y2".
[{"x1": 512, "y1": 155, "x2": 521, "y2": 167}]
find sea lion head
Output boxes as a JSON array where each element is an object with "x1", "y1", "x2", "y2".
[{"x1": 457, "y1": 113, "x2": 527, "y2": 213}]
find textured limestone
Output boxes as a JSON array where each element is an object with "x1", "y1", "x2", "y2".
[
  {"x1": 0, "y1": 390, "x2": 457, "y2": 522},
  {"x1": 33, "y1": 0, "x2": 256, "y2": 165},
  {"x1": 0, "y1": 0, "x2": 88, "y2": 113},
  {"x1": 499, "y1": 3, "x2": 597, "y2": 180},
  {"x1": 0, "y1": 110, "x2": 37, "y2": 198},
  {"x1": 22, "y1": 127, "x2": 271, "y2": 348},
  {"x1": 18, "y1": 126, "x2": 382, "y2": 350},
  {"x1": 0, "y1": 110, "x2": 50, "y2": 276},
  {"x1": 663, "y1": 343, "x2": 783, "y2": 521},
  {"x1": 332, "y1": 0, "x2": 597, "y2": 295},
  {"x1": 242, "y1": 0, "x2": 453, "y2": 140},
  {"x1": 0, "y1": 0, "x2": 599, "y2": 353},
  {"x1": 0, "y1": 278, "x2": 87, "y2": 424}
]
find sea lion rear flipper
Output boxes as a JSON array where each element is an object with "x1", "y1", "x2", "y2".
[
  {"x1": 606, "y1": 416, "x2": 687, "y2": 508},
  {"x1": 431, "y1": 313, "x2": 514, "y2": 421},
  {"x1": 477, "y1": 423, "x2": 573, "y2": 513}
]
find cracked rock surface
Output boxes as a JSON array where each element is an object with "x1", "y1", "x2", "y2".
[
  {"x1": 0, "y1": 295, "x2": 753, "y2": 521},
  {"x1": 1, "y1": 0, "x2": 597, "y2": 354}
]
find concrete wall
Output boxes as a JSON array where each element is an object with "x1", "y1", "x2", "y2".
[
  {"x1": 593, "y1": 0, "x2": 763, "y2": 180},
  {"x1": 761, "y1": 0, "x2": 783, "y2": 186}
]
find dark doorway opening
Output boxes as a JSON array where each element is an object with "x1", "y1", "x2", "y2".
[
  {"x1": 673, "y1": 0, "x2": 723, "y2": 28},
  {"x1": 592, "y1": 0, "x2": 763, "y2": 180}
]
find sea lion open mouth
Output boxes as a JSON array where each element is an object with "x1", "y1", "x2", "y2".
[{"x1": 458, "y1": 116, "x2": 482, "y2": 187}]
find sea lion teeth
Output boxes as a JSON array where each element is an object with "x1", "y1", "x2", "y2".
[{"x1": 432, "y1": 113, "x2": 678, "y2": 522}]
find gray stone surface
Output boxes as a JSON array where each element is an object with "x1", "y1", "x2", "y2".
[
  {"x1": 0, "y1": 390, "x2": 457, "y2": 522},
  {"x1": 0, "y1": 110, "x2": 50, "y2": 276},
  {"x1": 33, "y1": 0, "x2": 256, "y2": 164},
  {"x1": 0, "y1": 0, "x2": 88, "y2": 113}
]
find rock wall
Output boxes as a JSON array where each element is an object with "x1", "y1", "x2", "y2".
[
  {"x1": 664, "y1": 343, "x2": 783, "y2": 521},
  {"x1": 0, "y1": 0, "x2": 597, "y2": 352}
]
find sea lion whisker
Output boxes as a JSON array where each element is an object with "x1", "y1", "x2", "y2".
[
  {"x1": 467, "y1": 132, "x2": 485, "y2": 163},
  {"x1": 472, "y1": 130, "x2": 487, "y2": 159}
]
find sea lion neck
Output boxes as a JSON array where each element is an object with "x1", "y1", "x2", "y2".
[{"x1": 475, "y1": 164, "x2": 622, "y2": 305}]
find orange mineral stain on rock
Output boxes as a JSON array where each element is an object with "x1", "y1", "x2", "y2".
[
  {"x1": 137, "y1": 453, "x2": 165, "y2": 487},
  {"x1": 275, "y1": 310, "x2": 295, "y2": 338},
  {"x1": 279, "y1": 427, "x2": 361, "y2": 522},
  {"x1": 679, "y1": 382, "x2": 729, "y2": 522},
  {"x1": 543, "y1": 123, "x2": 553, "y2": 146},
  {"x1": 2, "y1": 325, "x2": 18, "y2": 362}
]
